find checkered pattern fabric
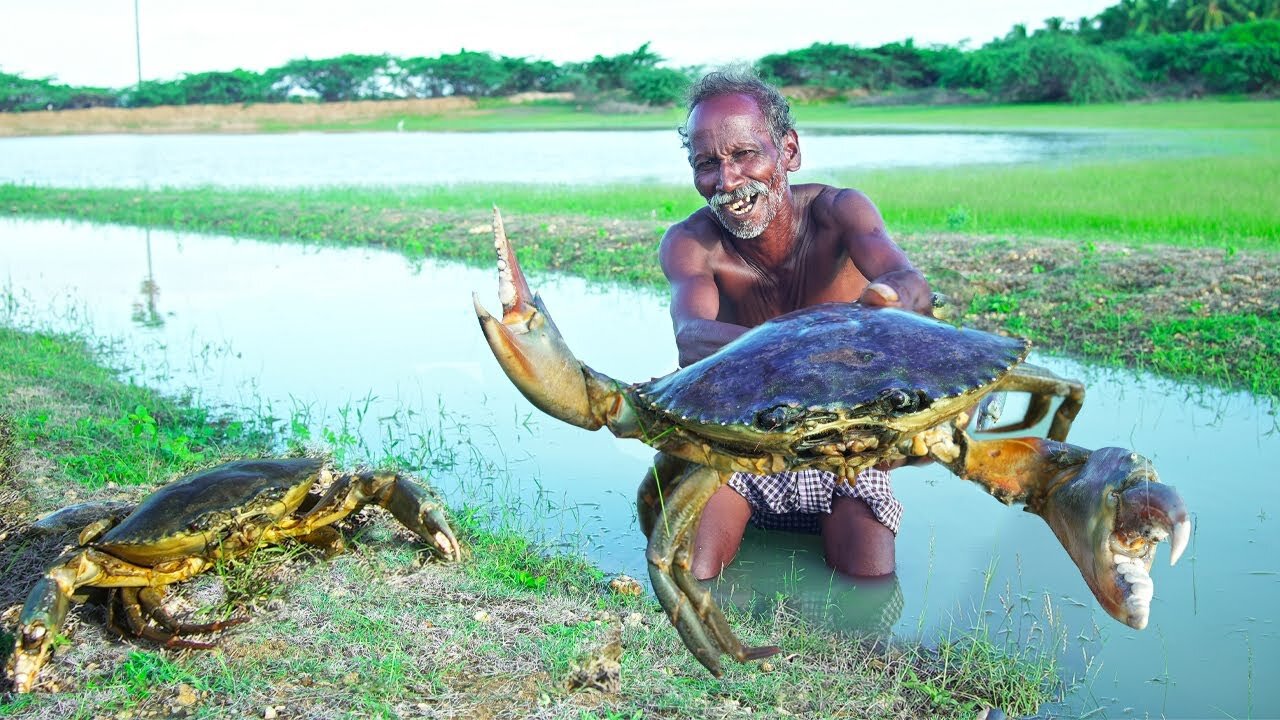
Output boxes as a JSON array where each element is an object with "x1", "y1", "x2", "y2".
[{"x1": 726, "y1": 467, "x2": 902, "y2": 536}]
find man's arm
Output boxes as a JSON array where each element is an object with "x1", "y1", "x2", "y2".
[
  {"x1": 829, "y1": 189, "x2": 932, "y2": 315},
  {"x1": 659, "y1": 224, "x2": 749, "y2": 367}
]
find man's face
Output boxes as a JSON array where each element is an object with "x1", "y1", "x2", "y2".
[{"x1": 685, "y1": 93, "x2": 798, "y2": 239}]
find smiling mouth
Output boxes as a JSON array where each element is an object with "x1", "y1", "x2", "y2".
[{"x1": 724, "y1": 193, "x2": 759, "y2": 217}]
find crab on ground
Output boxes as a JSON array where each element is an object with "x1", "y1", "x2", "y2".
[
  {"x1": 4, "y1": 457, "x2": 460, "y2": 693},
  {"x1": 474, "y1": 209, "x2": 1190, "y2": 677}
]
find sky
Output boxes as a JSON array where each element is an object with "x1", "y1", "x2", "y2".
[{"x1": 1, "y1": 0, "x2": 1119, "y2": 89}]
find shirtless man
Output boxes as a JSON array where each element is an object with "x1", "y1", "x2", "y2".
[{"x1": 659, "y1": 69, "x2": 934, "y2": 581}]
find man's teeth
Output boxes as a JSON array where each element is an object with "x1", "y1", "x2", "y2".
[{"x1": 728, "y1": 194, "x2": 757, "y2": 214}]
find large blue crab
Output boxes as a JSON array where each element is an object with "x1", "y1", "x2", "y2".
[
  {"x1": 475, "y1": 209, "x2": 1190, "y2": 676},
  {"x1": 4, "y1": 458, "x2": 459, "y2": 693}
]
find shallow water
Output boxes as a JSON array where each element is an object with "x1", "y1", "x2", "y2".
[
  {"x1": 1, "y1": 218, "x2": 1276, "y2": 718},
  {"x1": 0, "y1": 128, "x2": 1151, "y2": 188}
]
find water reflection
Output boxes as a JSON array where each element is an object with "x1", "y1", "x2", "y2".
[
  {"x1": 0, "y1": 218, "x2": 1276, "y2": 718},
  {"x1": 0, "y1": 128, "x2": 1158, "y2": 189},
  {"x1": 712, "y1": 529, "x2": 906, "y2": 640},
  {"x1": 130, "y1": 230, "x2": 164, "y2": 329}
]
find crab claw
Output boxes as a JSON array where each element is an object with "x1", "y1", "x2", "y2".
[
  {"x1": 6, "y1": 574, "x2": 72, "y2": 693},
  {"x1": 473, "y1": 207, "x2": 614, "y2": 431},
  {"x1": 1037, "y1": 447, "x2": 1190, "y2": 630}
]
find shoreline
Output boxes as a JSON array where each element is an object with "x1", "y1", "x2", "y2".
[{"x1": 4, "y1": 187, "x2": 1276, "y2": 399}]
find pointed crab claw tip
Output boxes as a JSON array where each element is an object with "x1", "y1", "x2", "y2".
[
  {"x1": 1169, "y1": 518, "x2": 1191, "y2": 565},
  {"x1": 472, "y1": 292, "x2": 493, "y2": 320}
]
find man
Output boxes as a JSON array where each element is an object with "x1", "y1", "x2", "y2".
[{"x1": 659, "y1": 69, "x2": 934, "y2": 581}]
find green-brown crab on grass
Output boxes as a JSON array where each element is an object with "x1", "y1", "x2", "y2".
[
  {"x1": 474, "y1": 208, "x2": 1190, "y2": 677},
  {"x1": 4, "y1": 457, "x2": 460, "y2": 693}
]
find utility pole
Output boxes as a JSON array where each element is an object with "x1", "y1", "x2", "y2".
[{"x1": 133, "y1": 0, "x2": 143, "y2": 91}]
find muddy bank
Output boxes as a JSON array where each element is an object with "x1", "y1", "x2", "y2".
[{"x1": 0, "y1": 97, "x2": 478, "y2": 136}]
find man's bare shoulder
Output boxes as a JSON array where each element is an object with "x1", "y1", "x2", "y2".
[
  {"x1": 659, "y1": 208, "x2": 724, "y2": 270},
  {"x1": 800, "y1": 183, "x2": 877, "y2": 227}
]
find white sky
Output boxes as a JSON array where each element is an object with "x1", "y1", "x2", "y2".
[{"x1": 1, "y1": 0, "x2": 1118, "y2": 88}]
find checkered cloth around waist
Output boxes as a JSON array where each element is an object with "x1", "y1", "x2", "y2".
[{"x1": 726, "y1": 467, "x2": 902, "y2": 536}]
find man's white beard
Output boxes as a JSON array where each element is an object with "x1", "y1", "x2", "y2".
[{"x1": 708, "y1": 168, "x2": 787, "y2": 239}]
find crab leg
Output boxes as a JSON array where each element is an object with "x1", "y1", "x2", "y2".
[
  {"x1": 980, "y1": 363, "x2": 1085, "y2": 441},
  {"x1": 936, "y1": 433, "x2": 1190, "y2": 630},
  {"x1": 135, "y1": 586, "x2": 249, "y2": 637},
  {"x1": 6, "y1": 549, "x2": 211, "y2": 692},
  {"x1": 108, "y1": 588, "x2": 221, "y2": 649},
  {"x1": 644, "y1": 459, "x2": 780, "y2": 676},
  {"x1": 283, "y1": 470, "x2": 462, "y2": 563}
]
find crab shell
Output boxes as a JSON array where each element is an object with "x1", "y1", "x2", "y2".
[
  {"x1": 633, "y1": 304, "x2": 1029, "y2": 460},
  {"x1": 90, "y1": 458, "x2": 322, "y2": 565}
]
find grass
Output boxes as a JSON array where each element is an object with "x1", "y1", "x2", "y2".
[
  {"x1": 845, "y1": 151, "x2": 1280, "y2": 250},
  {"x1": 0, "y1": 325, "x2": 274, "y2": 495},
  {"x1": 0, "y1": 323, "x2": 1066, "y2": 718},
  {"x1": 792, "y1": 97, "x2": 1280, "y2": 131}
]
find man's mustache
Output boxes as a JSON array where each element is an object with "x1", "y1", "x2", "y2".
[{"x1": 709, "y1": 180, "x2": 770, "y2": 207}]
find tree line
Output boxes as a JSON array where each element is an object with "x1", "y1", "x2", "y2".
[{"x1": 2, "y1": 0, "x2": 1277, "y2": 112}]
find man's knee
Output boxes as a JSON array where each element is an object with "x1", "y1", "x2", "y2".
[
  {"x1": 821, "y1": 497, "x2": 896, "y2": 578},
  {"x1": 691, "y1": 485, "x2": 752, "y2": 580}
]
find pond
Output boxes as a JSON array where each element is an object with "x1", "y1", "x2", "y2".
[
  {"x1": 0, "y1": 128, "x2": 1167, "y2": 188},
  {"x1": 1, "y1": 218, "x2": 1276, "y2": 718}
]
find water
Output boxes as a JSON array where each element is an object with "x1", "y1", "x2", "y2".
[
  {"x1": 2, "y1": 218, "x2": 1276, "y2": 718},
  {"x1": 0, "y1": 128, "x2": 1146, "y2": 188}
]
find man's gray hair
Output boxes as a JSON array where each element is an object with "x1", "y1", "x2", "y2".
[{"x1": 678, "y1": 67, "x2": 796, "y2": 153}]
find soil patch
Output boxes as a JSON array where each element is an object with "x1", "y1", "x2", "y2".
[{"x1": 0, "y1": 97, "x2": 478, "y2": 137}]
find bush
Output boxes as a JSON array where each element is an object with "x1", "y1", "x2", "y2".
[
  {"x1": 947, "y1": 34, "x2": 1142, "y2": 103},
  {"x1": 0, "y1": 72, "x2": 116, "y2": 111},
  {"x1": 177, "y1": 70, "x2": 276, "y2": 105},
  {"x1": 1110, "y1": 21, "x2": 1280, "y2": 93},
  {"x1": 126, "y1": 80, "x2": 188, "y2": 108},
  {"x1": 758, "y1": 41, "x2": 958, "y2": 93},
  {"x1": 1205, "y1": 20, "x2": 1280, "y2": 92},
  {"x1": 1110, "y1": 32, "x2": 1221, "y2": 85},
  {"x1": 624, "y1": 66, "x2": 690, "y2": 105}
]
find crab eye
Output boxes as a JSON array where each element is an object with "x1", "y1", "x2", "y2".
[
  {"x1": 187, "y1": 515, "x2": 212, "y2": 532},
  {"x1": 257, "y1": 487, "x2": 286, "y2": 502},
  {"x1": 755, "y1": 404, "x2": 804, "y2": 431},
  {"x1": 880, "y1": 388, "x2": 926, "y2": 413}
]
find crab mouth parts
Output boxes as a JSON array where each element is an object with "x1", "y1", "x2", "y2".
[
  {"x1": 1101, "y1": 463, "x2": 1190, "y2": 629},
  {"x1": 1109, "y1": 548, "x2": 1155, "y2": 623}
]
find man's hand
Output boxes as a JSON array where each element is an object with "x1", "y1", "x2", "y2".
[
  {"x1": 857, "y1": 269, "x2": 932, "y2": 315},
  {"x1": 859, "y1": 282, "x2": 901, "y2": 307}
]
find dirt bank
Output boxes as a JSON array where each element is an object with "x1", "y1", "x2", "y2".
[{"x1": 0, "y1": 97, "x2": 478, "y2": 136}]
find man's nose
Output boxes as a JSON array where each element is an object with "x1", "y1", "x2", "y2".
[{"x1": 717, "y1": 162, "x2": 746, "y2": 193}]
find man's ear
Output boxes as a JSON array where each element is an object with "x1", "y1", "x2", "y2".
[{"x1": 782, "y1": 129, "x2": 801, "y2": 172}]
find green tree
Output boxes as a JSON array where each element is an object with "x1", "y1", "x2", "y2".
[
  {"x1": 177, "y1": 70, "x2": 273, "y2": 104},
  {"x1": 269, "y1": 54, "x2": 393, "y2": 101},
  {"x1": 1184, "y1": 0, "x2": 1252, "y2": 29},
  {"x1": 430, "y1": 51, "x2": 512, "y2": 96}
]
